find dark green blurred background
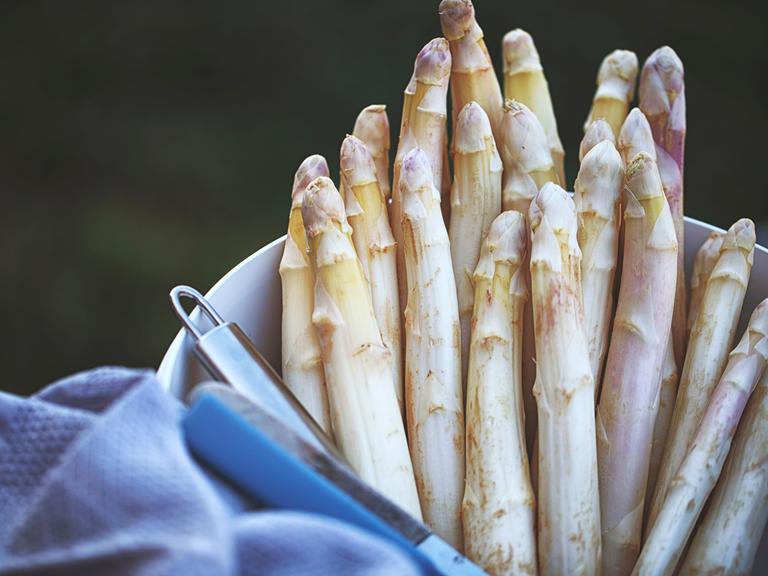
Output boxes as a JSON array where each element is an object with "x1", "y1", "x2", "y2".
[{"x1": 1, "y1": 0, "x2": 766, "y2": 395}]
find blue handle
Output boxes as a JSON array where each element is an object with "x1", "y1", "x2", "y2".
[{"x1": 183, "y1": 394, "x2": 440, "y2": 575}]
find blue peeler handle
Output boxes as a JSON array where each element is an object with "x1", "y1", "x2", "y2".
[{"x1": 183, "y1": 394, "x2": 441, "y2": 575}]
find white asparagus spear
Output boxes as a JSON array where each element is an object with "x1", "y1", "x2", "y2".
[
  {"x1": 647, "y1": 218, "x2": 756, "y2": 532},
  {"x1": 633, "y1": 300, "x2": 768, "y2": 576},
  {"x1": 645, "y1": 343, "x2": 678, "y2": 523},
  {"x1": 449, "y1": 102, "x2": 502, "y2": 388},
  {"x1": 502, "y1": 29, "x2": 565, "y2": 183},
  {"x1": 639, "y1": 47, "x2": 687, "y2": 370},
  {"x1": 400, "y1": 148, "x2": 465, "y2": 548},
  {"x1": 580, "y1": 118, "x2": 616, "y2": 162},
  {"x1": 302, "y1": 177, "x2": 422, "y2": 519},
  {"x1": 439, "y1": 0, "x2": 503, "y2": 145},
  {"x1": 501, "y1": 99, "x2": 558, "y2": 453},
  {"x1": 680, "y1": 368, "x2": 768, "y2": 575},
  {"x1": 687, "y1": 230, "x2": 725, "y2": 337},
  {"x1": 340, "y1": 135, "x2": 403, "y2": 415},
  {"x1": 279, "y1": 155, "x2": 333, "y2": 435},
  {"x1": 353, "y1": 104, "x2": 391, "y2": 201},
  {"x1": 463, "y1": 210, "x2": 536, "y2": 576},
  {"x1": 392, "y1": 38, "x2": 452, "y2": 308},
  {"x1": 596, "y1": 152, "x2": 678, "y2": 576},
  {"x1": 574, "y1": 139, "x2": 623, "y2": 394},
  {"x1": 584, "y1": 50, "x2": 639, "y2": 137},
  {"x1": 617, "y1": 109, "x2": 681, "y2": 514},
  {"x1": 530, "y1": 183, "x2": 601, "y2": 575}
]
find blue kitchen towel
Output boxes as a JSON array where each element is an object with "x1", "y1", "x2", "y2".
[{"x1": 0, "y1": 367, "x2": 421, "y2": 575}]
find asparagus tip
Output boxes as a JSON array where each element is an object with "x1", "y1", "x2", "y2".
[
  {"x1": 722, "y1": 218, "x2": 756, "y2": 253},
  {"x1": 455, "y1": 101, "x2": 494, "y2": 154},
  {"x1": 502, "y1": 28, "x2": 541, "y2": 73},
  {"x1": 481, "y1": 210, "x2": 527, "y2": 265},
  {"x1": 400, "y1": 148, "x2": 440, "y2": 209},
  {"x1": 530, "y1": 182, "x2": 578, "y2": 243},
  {"x1": 643, "y1": 46, "x2": 684, "y2": 92},
  {"x1": 340, "y1": 134, "x2": 377, "y2": 187},
  {"x1": 292, "y1": 155, "x2": 330, "y2": 200},
  {"x1": 438, "y1": 0, "x2": 475, "y2": 41},
  {"x1": 414, "y1": 38, "x2": 452, "y2": 86},
  {"x1": 625, "y1": 152, "x2": 663, "y2": 201},
  {"x1": 618, "y1": 107, "x2": 655, "y2": 159},
  {"x1": 353, "y1": 105, "x2": 390, "y2": 153},
  {"x1": 597, "y1": 49, "x2": 639, "y2": 101},
  {"x1": 302, "y1": 176, "x2": 349, "y2": 237},
  {"x1": 580, "y1": 118, "x2": 615, "y2": 160}
]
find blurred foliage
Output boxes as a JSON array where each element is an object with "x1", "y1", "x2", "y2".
[{"x1": 1, "y1": 0, "x2": 766, "y2": 394}]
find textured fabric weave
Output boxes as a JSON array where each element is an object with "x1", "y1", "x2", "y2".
[{"x1": 0, "y1": 367, "x2": 421, "y2": 575}]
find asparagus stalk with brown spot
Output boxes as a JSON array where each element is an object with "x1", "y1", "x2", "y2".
[
  {"x1": 463, "y1": 210, "x2": 536, "y2": 576},
  {"x1": 680, "y1": 366, "x2": 768, "y2": 575},
  {"x1": 439, "y1": 0, "x2": 503, "y2": 145},
  {"x1": 580, "y1": 118, "x2": 616, "y2": 162},
  {"x1": 502, "y1": 29, "x2": 564, "y2": 183},
  {"x1": 530, "y1": 183, "x2": 601, "y2": 575},
  {"x1": 596, "y1": 153, "x2": 678, "y2": 575},
  {"x1": 353, "y1": 104, "x2": 391, "y2": 201},
  {"x1": 501, "y1": 99, "x2": 559, "y2": 453},
  {"x1": 340, "y1": 135, "x2": 403, "y2": 414},
  {"x1": 647, "y1": 218, "x2": 756, "y2": 532},
  {"x1": 584, "y1": 50, "x2": 639, "y2": 137},
  {"x1": 574, "y1": 139, "x2": 623, "y2": 394},
  {"x1": 391, "y1": 38, "x2": 452, "y2": 306},
  {"x1": 400, "y1": 148, "x2": 465, "y2": 548},
  {"x1": 448, "y1": 102, "x2": 502, "y2": 387},
  {"x1": 687, "y1": 230, "x2": 725, "y2": 336},
  {"x1": 279, "y1": 155, "x2": 333, "y2": 435},
  {"x1": 639, "y1": 47, "x2": 687, "y2": 370},
  {"x1": 633, "y1": 300, "x2": 768, "y2": 576},
  {"x1": 302, "y1": 176, "x2": 422, "y2": 519}
]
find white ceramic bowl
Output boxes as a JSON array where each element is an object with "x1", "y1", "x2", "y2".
[{"x1": 158, "y1": 217, "x2": 768, "y2": 571}]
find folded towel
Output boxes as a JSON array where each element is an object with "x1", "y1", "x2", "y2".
[{"x1": 0, "y1": 367, "x2": 421, "y2": 575}]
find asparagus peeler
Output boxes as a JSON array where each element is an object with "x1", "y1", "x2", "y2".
[{"x1": 169, "y1": 285, "x2": 485, "y2": 576}]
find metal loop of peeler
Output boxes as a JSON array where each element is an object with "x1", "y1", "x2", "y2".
[{"x1": 170, "y1": 285, "x2": 225, "y2": 341}]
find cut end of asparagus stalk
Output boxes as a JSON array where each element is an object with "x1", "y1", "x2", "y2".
[
  {"x1": 530, "y1": 182, "x2": 580, "y2": 257},
  {"x1": 438, "y1": 0, "x2": 477, "y2": 41},
  {"x1": 639, "y1": 46, "x2": 685, "y2": 120},
  {"x1": 292, "y1": 155, "x2": 330, "y2": 203},
  {"x1": 302, "y1": 176, "x2": 351, "y2": 239},
  {"x1": 502, "y1": 99, "x2": 555, "y2": 176},
  {"x1": 413, "y1": 38, "x2": 452, "y2": 87},
  {"x1": 502, "y1": 28, "x2": 542, "y2": 75},
  {"x1": 353, "y1": 105, "x2": 390, "y2": 158},
  {"x1": 618, "y1": 107, "x2": 656, "y2": 163},
  {"x1": 579, "y1": 119, "x2": 615, "y2": 162},
  {"x1": 455, "y1": 101, "x2": 496, "y2": 154},
  {"x1": 340, "y1": 135, "x2": 379, "y2": 188}
]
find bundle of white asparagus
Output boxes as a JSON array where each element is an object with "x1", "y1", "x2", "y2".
[{"x1": 276, "y1": 2, "x2": 768, "y2": 574}]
